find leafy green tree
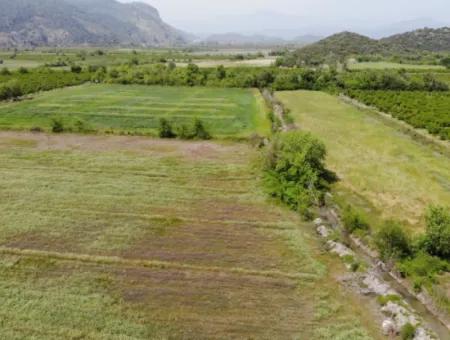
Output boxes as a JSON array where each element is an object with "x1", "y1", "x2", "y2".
[
  {"x1": 423, "y1": 205, "x2": 450, "y2": 259},
  {"x1": 264, "y1": 131, "x2": 333, "y2": 218},
  {"x1": 216, "y1": 65, "x2": 226, "y2": 80}
]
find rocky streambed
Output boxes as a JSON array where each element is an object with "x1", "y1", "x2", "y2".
[{"x1": 314, "y1": 215, "x2": 450, "y2": 339}]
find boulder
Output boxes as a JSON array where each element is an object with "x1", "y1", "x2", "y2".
[
  {"x1": 362, "y1": 273, "x2": 398, "y2": 296},
  {"x1": 326, "y1": 240, "x2": 354, "y2": 257},
  {"x1": 317, "y1": 225, "x2": 330, "y2": 238},
  {"x1": 382, "y1": 318, "x2": 396, "y2": 336}
]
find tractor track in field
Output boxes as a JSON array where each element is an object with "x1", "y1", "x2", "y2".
[{"x1": 0, "y1": 246, "x2": 317, "y2": 281}]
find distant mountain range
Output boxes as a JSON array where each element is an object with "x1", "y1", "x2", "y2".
[
  {"x1": 289, "y1": 27, "x2": 450, "y2": 63},
  {"x1": 199, "y1": 33, "x2": 323, "y2": 47},
  {"x1": 0, "y1": 0, "x2": 188, "y2": 48}
]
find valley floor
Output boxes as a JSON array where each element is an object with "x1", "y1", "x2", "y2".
[{"x1": 0, "y1": 132, "x2": 381, "y2": 339}]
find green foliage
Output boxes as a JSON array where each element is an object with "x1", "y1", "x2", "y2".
[
  {"x1": 342, "y1": 206, "x2": 370, "y2": 234},
  {"x1": 341, "y1": 70, "x2": 448, "y2": 91},
  {"x1": 442, "y1": 57, "x2": 450, "y2": 69},
  {"x1": 398, "y1": 252, "x2": 448, "y2": 285},
  {"x1": 192, "y1": 119, "x2": 211, "y2": 140},
  {"x1": 51, "y1": 118, "x2": 64, "y2": 133},
  {"x1": 423, "y1": 205, "x2": 450, "y2": 259},
  {"x1": 0, "y1": 68, "x2": 11, "y2": 76},
  {"x1": 263, "y1": 131, "x2": 334, "y2": 218},
  {"x1": 0, "y1": 80, "x2": 22, "y2": 100},
  {"x1": 376, "y1": 294, "x2": 402, "y2": 306},
  {"x1": 70, "y1": 65, "x2": 82, "y2": 73},
  {"x1": 400, "y1": 323, "x2": 416, "y2": 340},
  {"x1": 375, "y1": 221, "x2": 411, "y2": 260},
  {"x1": 158, "y1": 118, "x2": 176, "y2": 138},
  {"x1": 347, "y1": 90, "x2": 450, "y2": 140},
  {"x1": 0, "y1": 68, "x2": 91, "y2": 101}
]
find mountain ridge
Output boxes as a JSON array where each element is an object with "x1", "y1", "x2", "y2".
[
  {"x1": 286, "y1": 27, "x2": 450, "y2": 64},
  {"x1": 0, "y1": 0, "x2": 187, "y2": 48}
]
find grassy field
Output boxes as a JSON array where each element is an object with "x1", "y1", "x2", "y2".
[
  {"x1": 0, "y1": 84, "x2": 270, "y2": 138},
  {"x1": 276, "y1": 91, "x2": 450, "y2": 232},
  {"x1": 0, "y1": 132, "x2": 380, "y2": 338},
  {"x1": 348, "y1": 61, "x2": 446, "y2": 71}
]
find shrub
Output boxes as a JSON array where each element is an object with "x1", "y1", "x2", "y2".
[
  {"x1": 18, "y1": 67, "x2": 28, "y2": 74},
  {"x1": 51, "y1": 118, "x2": 64, "y2": 133},
  {"x1": 400, "y1": 323, "x2": 416, "y2": 340},
  {"x1": 342, "y1": 206, "x2": 370, "y2": 234},
  {"x1": 158, "y1": 118, "x2": 176, "y2": 138},
  {"x1": 263, "y1": 131, "x2": 334, "y2": 218},
  {"x1": 176, "y1": 124, "x2": 192, "y2": 140},
  {"x1": 70, "y1": 65, "x2": 82, "y2": 73},
  {"x1": 0, "y1": 67, "x2": 11, "y2": 75},
  {"x1": 398, "y1": 251, "x2": 448, "y2": 284},
  {"x1": 375, "y1": 221, "x2": 411, "y2": 260},
  {"x1": 192, "y1": 119, "x2": 211, "y2": 140},
  {"x1": 423, "y1": 205, "x2": 450, "y2": 260}
]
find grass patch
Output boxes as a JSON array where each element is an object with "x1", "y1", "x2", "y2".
[
  {"x1": 0, "y1": 83, "x2": 269, "y2": 138},
  {"x1": 276, "y1": 90, "x2": 450, "y2": 231}
]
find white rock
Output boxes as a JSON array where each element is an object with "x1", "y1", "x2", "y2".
[
  {"x1": 317, "y1": 225, "x2": 330, "y2": 238},
  {"x1": 314, "y1": 218, "x2": 323, "y2": 226},
  {"x1": 381, "y1": 302, "x2": 419, "y2": 329},
  {"x1": 382, "y1": 319, "x2": 397, "y2": 336},
  {"x1": 363, "y1": 273, "x2": 398, "y2": 296},
  {"x1": 414, "y1": 327, "x2": 432, "y2": 340},
  {"x1": 326, "y1": 240, "x2": 354, "y2": 257}
]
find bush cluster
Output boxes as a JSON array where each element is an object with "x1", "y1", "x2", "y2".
[
  {"x1": 158, "y1": 118, "x2": 211, "y2": 140},
  {"x1": 373, "y1": 205, "x2": 449, "y2": 291}
]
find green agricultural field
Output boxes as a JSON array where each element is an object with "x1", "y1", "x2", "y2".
[
  {"x1": 276, "y1": 91, "x2": 450, "y2": 231},
  {"x1": 0, "y1": 84, "x2": 270, "y2": 138},
  {"x1": 348, "y1": 61, "x2": 446, "y2": 71},
  {"x1": 0, "y1": 132, "x2": 379, "y2": 339}
]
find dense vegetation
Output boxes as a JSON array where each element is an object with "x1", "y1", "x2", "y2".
[
  {"x1": 263, "y1": 131, "x2": 335, "y2": 219},
  {"x1": 96, "y1": 63, "x2": 448, "y2": 92},
  {"x1": 346, "y1": 90, "x2": 450, "y2": 140},
  {"x1": 0, "y1": 67, "x2": 91, "y2": 101}
]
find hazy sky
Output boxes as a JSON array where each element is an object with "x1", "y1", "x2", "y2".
[{"x1": 120, "y1": 0, "x2": 450, "y2": 36}]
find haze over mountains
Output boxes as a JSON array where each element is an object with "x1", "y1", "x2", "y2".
[{"x1": 0, "y1": 0, "x2": 449, "y2": 49}]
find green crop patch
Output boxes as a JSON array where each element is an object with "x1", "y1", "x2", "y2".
[{"x1": 0, "y1": 84, "x2": 270, "y2": 138}]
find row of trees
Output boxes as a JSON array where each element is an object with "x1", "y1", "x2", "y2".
[
  {"x1": 93, "y1": 63, "x2": 448, "y2": 92},
  {"x1": 0, "y1": 67, "x2": 91, "y2": 101}
]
